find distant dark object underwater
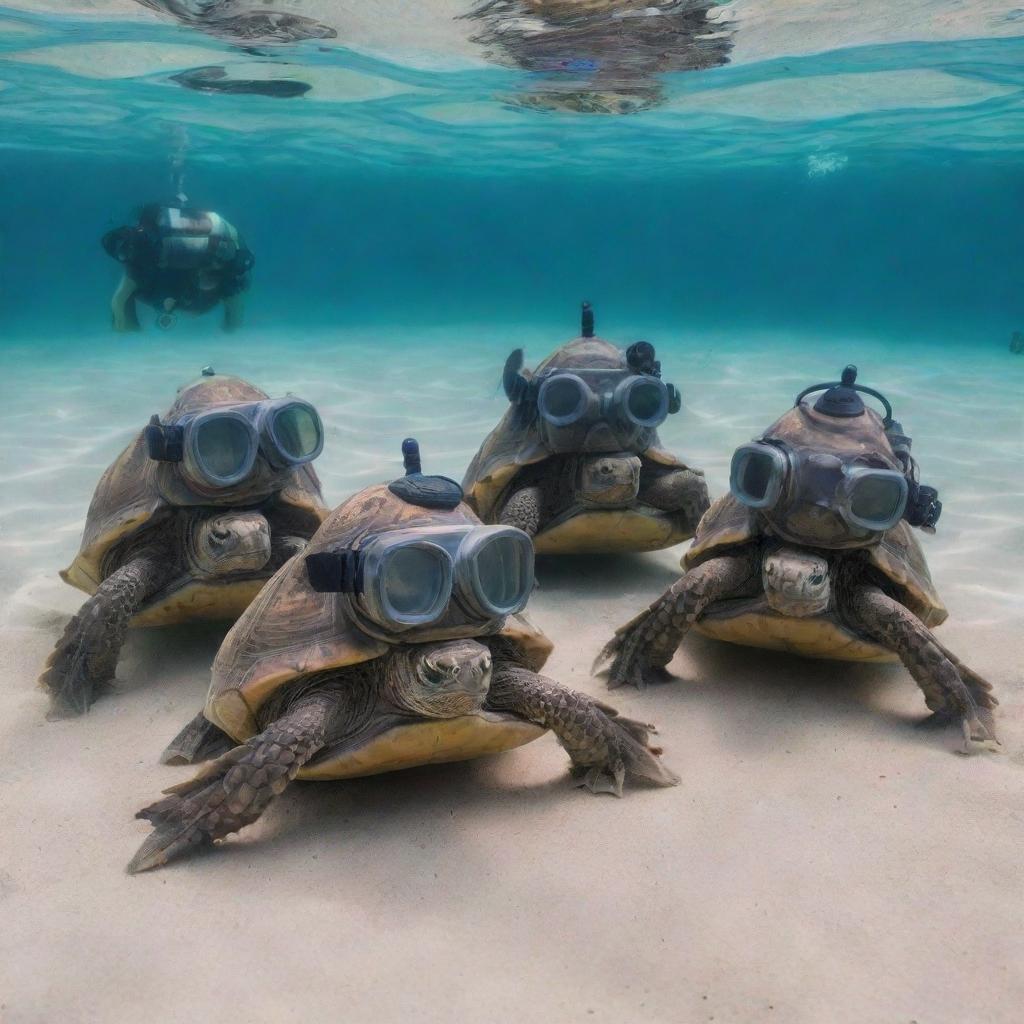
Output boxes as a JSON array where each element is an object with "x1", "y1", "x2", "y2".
[
  {"x1": 171, "y1": 66, "x2": 311, "y2": 99},
  {"x1": 133, "y1": 0, "x2": 337, "y2": 43}
]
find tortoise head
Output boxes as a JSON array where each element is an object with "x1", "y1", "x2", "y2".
[
  {"x1": 384, "y1": 639, "x2": 493, "y2": 719},
  {"x1": 189, "y1": 511, "x2": 272, "y2": 577}
]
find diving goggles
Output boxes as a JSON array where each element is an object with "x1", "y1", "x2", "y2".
[
  {"x1": 730, "y1": 442, "x2": 909, "y2": 532},
  {"x1": 537, "y1": 369, "x2": 678, "y2": 429},
  {"x1": 306, "y1": 525, "x2": 534, "y2": 632},
  {"x1": 145, "y1": 398, "x2": 324, "y2": 488}
]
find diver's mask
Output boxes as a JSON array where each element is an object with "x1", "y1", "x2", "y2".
[
  {"x1": 539, "y1": 368, "x2": 672, "y2": 430},
  {"x1": 145, "y1": 397, "x2": 324, "y2": 489},
  {"x1": 730, "y1": 365, "x2": 942, "y2": 534},
  {"x1": 505, "y1": 335, "x2": 681, "y2": 454},
  {"x1": 306, "y1": 524, "x2": 534, "y2": 634},
  {"x1": 730, "y1": 442, "x2": 909, "y2": 532}
]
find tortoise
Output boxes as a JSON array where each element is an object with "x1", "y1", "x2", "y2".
[
  {"x1": 128, "y1": 440, "x2": 677, "y2": 873},
  {"x1": 462, "y1": 304, "x2": 710, "y2": 554},
  {"x1": 597, "y1": 366, "x2": 1000, "y2": 753},
  {"x1": 40, "y1": 370, "x2": 329, "y2": 717}
]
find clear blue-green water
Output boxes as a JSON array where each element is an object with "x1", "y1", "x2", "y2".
[{"x1": 1, "y1": 4, "x2": 1023, "y2": 341}]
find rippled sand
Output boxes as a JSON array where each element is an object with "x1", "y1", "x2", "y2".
[{"x1": 1, "y1": 324, "x2": 1021, "y2": 1022}]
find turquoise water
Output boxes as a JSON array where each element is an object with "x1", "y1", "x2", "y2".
[{"x1": 0, "y1": 5, "x2": 1022, "y2": 340}]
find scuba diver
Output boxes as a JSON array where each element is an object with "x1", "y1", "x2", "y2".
[{"x1": 101, "y1": 204, "x2": 254, "y2": 332}]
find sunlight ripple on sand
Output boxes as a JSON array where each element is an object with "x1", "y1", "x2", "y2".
[{"x1": 1, "y1": 326, "x2": 1021, "y2": 635}]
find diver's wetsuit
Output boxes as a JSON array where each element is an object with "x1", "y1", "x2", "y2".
[{"x1": 102, "y1": 205, "x2": 253, "y2": 330}]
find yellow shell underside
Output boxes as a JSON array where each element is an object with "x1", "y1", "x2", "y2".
[
  {"x1": 696, "y1": 600, "x2": 898, "y2": 663},
  {"x1": 62, "y1": 557, "x2": 265, "y2": 628},
  {"x1": 534, "y1": 508, "x2": 689, "y2": 555},
  {"x1": 297, "y1": 713, "x2": 547, "y2": 781}
]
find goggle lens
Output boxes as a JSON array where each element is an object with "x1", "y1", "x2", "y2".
[
  {"x1": 272, "y1": 404, "x2": 322, "y2": 462},
  {"x1": 539, "y1": 375, "x2": 588, "y2": 424},
  {"x1": 473, "y1": 533, "x2": 531, "y2": 614},
  {"x1": 382, "y1": 546, "x2": 450, "y2": 619},
  {"x1": 623, "y1": 378, "x2": 667, "y2": 427},
  {"x1": 731, "y1": 446, "x2": 784, "y2": 507},
  {"x1": 193, "y1": 416, "x2": 253, "y2": 482},
  {"x1": 848, "y1": 474, "x2": 906, "y2": 527}
]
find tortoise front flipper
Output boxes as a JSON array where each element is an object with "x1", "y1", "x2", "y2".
[
  {"x1": 128, "y1": 694, "x2": 335, "y2": 874},
  {"x1": 497, "y1": 485, "x2": 543, "y2": 537},
  {"x1": 842, "y1": 585, "x2": 999, "y2": 753},
  {"x1": 638, "y1": 466, "x2": 710, "y2": 530},
  {"x1": 485, "y1": 661, "x2": 679, "y2": 796},
  {"x1": 40, "y1": 555, "x2": 171, "y2": 717},
  {"x1": 595, "y1": 549, "x2": 760, "y2": 690}
]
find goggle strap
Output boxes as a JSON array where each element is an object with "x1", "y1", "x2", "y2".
[
  {"x1": 502, "y1": 349, "x2": 533, "y2": 405},
  {"x1": 143, "y1": 416, "x2": 184, "y2": 462},
  {"x1": 306, "y1": 549, "x2": 361, "y2": 594}
]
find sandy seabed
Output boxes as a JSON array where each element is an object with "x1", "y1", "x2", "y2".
[{"x1": 1, "y1": 324, "x2": 1021, "y2": 1024}]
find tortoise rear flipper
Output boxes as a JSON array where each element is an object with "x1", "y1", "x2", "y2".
[{"x1": 160, "y1": 710, "x2": 237, "y2": 765}]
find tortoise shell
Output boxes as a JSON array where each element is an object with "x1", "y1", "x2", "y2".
[
  {"x1": 205, "y1": 483, "x2": 554, "y2": 780},
  {"x1": 682, "y1": 402, "x2": 946, "y2": 662},
  {"x1": 61, "y1": 374, "x2": 328, "y2": 625},
  {"x1": 463, "y1": 336, "x2": 692, "y2": 554}
]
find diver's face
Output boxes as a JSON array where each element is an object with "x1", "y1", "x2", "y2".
[
  {"x1": 731, "y1": 442, "x2": 908, "y2": 549},
  {"x1": 535, "y1": 368, "x2": 668, "y2": 454}
]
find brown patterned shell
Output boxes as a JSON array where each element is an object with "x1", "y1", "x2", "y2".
[
  {"x1": 206, "y1": 483, "x2": 554, "y2": 745},
  {"x1": 463, "y1": 336, "x2": 689, "y2": 522},
  {"x1": 686, "y1": 402, "x2": 946, "y2": 627},
  {"x1": 61, "y1": 375, "x2": 328, "y2": 609}
]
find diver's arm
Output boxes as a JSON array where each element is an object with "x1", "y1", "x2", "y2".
[
  {"x1": 222, "y1": 293, "x2": 244, "y2": 332},
  {"x1": 111, "y1": 272, "x2": 141, "y2": 332}
]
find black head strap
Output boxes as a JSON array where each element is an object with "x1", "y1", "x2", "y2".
[
  {"x1": 306, "y1": 549, "x2": 360, "y2": 593},
  {"x1": 502, "y1": 348, "x2": 533, "y2": 405},
  {"x1": 143, "y1": 415, "x2": 184, "y2": 461}
]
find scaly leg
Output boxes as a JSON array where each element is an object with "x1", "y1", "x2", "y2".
[
  {"x1": 128, "y1": 694, "x2": 336, "y2": 873},
  {"x1": 639, "y1": 467, "x2": 710, "y2": 530},
  {"x1": 40, "y1": 556, "x2": 167, "y2": 716},
  {"x1": 486, "y1": 662, "x2": 679, "y2": 796},
  {"x1": 843, "y1": 584, "x2": 999, "y2": 753},
  {"x1": 498, "y1": 486, "x2": 543, "y2": 537},
  {"x1": 595, "y1": 550, "x2": 761, "y2": 690}
]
